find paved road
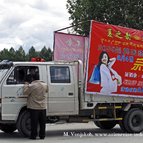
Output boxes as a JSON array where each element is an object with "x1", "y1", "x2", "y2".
[{"x1": 0, "y1": 122, "x2": 143, "y2": 143}]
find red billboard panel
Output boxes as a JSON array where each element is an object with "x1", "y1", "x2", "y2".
[
  {"x1": 54, "y1": 32, "x2": 87, "y2": 62},
  {"x1": 86, "y1": 21, "x2": 143, "y2": 97}
]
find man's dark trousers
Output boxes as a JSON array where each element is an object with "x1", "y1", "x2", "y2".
[{"x1": 29, "y1": 109, "x2": 46, "y2": 139}]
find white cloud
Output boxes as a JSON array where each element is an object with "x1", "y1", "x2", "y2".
[{"x1": 0, "y1": 0, "x2": 70, "y2": 51}]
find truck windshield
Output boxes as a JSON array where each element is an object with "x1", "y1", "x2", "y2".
[{"x1": 0, "y1": 60, "x2": 13, "y2": 82}]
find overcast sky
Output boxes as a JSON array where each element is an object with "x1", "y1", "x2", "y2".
[{"x1": 0, "y1": 0, "x2": 70, "y2": 52}]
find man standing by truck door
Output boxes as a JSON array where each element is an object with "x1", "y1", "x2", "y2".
[{"x1": 24, "y1": 74, "x2": 48, "y2": 140}]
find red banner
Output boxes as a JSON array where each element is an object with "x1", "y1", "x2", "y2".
[{"x1": 86, "y1": 20, "x2": 143, "y2": 97}]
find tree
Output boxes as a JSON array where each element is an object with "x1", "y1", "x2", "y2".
[
  {"x1": 15, "y1": 46, "x2": 26, "y2": 61},
  {"x1": 28, "y1": 46, "x2": 38, "y2": 61},
  {"x1": 0, "y1": 46, "x2": 53, "y2": 62},
  {"x1": 66, "y1": 0, "x2": 143, "y2": 36},
  {"x1": 47, "y1": 47, "x2": 53, "y2": 61},
  {"x1": 0, "y1": 48, "x2": 11, "y2": 61},
  {"x1": 9, "y1": 47, "x2": 16, "y2": 61},
  {"x1": 39, "y1": 46, "x2": 53, "y2": 61}
]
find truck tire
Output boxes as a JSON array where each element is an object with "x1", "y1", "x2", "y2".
[
  {"x1": 123, "y1": 108, "x2": 143, "y2": 133},
  {"x1": 94, "y1": 121, "x2": 116, "y2": 129},
  {"x1": 0, "y1": 123, "x2": 16, "y2": 133},
  {"x1": 17, "y1": 110, "x2": 31, "y2": 137}
]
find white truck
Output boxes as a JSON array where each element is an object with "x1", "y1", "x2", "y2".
[
  {"x1": 0, "y1": 59, "x2": 143, "y2": 137},
  {"x1": 1, "y1": 21, "x2": 143, "y2": 136}
]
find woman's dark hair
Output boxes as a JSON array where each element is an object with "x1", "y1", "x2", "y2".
[{"x1": 98, "y1": 51, "x2": 110, "y2": 66}]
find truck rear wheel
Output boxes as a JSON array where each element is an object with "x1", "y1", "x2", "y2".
[
  {"x1": 94, "y1": 121, "x2": 116, "y2": 129},
  {"x1": 17, "y1": 110, "x2": 31, "y2": 137},
  {"x1": 124, "y1": 108, "x2": 143, "y2": 133},
  {"x1": 0, "y1": 123, "x2": 16, "y2": 133}
]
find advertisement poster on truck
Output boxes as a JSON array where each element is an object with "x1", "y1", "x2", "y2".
[
  {"x1": 86, "y1": 20, "x2": 143, "y2": 97},
  {"x1": 54, "y1": 32, "x2": 88, "y2": 62}
]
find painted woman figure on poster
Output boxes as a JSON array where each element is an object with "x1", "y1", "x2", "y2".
[{"x1": 89, "y1": 51, "x2": 122, "y2": 94}]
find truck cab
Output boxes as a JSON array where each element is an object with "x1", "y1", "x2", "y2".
[{"x1": 0, "y1": 60, "x2": 80, "y2": 136}]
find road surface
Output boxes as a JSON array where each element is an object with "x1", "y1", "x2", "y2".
[{"x1": 0, "y1": 121, "x2": 143, "y2": 143}]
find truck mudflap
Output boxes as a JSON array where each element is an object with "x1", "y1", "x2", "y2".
[{"x1": 0, "y1": 123, "x2": 16, "y2": 133}]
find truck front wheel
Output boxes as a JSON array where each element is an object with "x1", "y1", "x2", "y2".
[
  {"x1": 124, "y1": 108, "x2": 143, "y2": 133},
  {"x1": 94, "y1": 121, "x2": 116, "y2": 129},
  {"x1": 17, "y1": 110, "x2": 31, "y2": 137}
]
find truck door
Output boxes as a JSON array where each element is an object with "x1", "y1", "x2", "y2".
[
  {"x1": 47, "y1": 65, "x2": 79, "y2": 115},
  {"x1": 1, "y1": 65, "x2": 40, "y2": 120}
]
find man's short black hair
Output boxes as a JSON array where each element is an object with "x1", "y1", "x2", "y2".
[{"x1": 32, "y1": 73, "x2": 39, "y2": 80}]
